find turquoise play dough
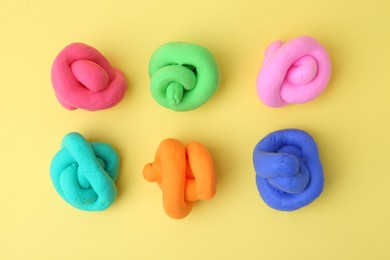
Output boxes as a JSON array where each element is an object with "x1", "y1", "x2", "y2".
[{"x1": 50, "y1": 132, "x2": 120, "y2": 211}]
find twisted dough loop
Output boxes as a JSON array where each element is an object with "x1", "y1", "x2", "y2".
[
  {"x1": 149, "y1": 42, "x2": 220, "y2": 111},
  {"x1": 143, "y1": 139, "x2": 217, "y2": 219},
  {"x1": 51, "y1": 43, "x2": 127, "y2": 111},
  {"x1": 253, "y1": 129, "x2": 324, "y2": 211},
  {"x1": 50, "y1": 132, "x2": 120, "y2": 211},
  {"x1": 257, "y1": 36, "x2": 331, "y2": 107}
]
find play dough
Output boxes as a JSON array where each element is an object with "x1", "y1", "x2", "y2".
[
  {"x1": 51, "y1": 43, "x2": 127, "y2": 111},
  {"x1": 257, "y1": 36, "x2": 331, "y2": 107},
  {"x1": 149, "y1": 42, "x2": 220, "y2": 111},
  {"x1": 143, "y1": 139, "x2": 217, "y2": 219},
  {"x1": 253, "y1": 129, "x2": 324, "y2": 211},
  {"x1": 50, "y1": 132, "x2": 120, "y2": 211}
]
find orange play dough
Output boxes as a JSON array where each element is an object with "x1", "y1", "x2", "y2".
[{"x1": 143, "y1": 139, "x2": 217, "y2": 219}]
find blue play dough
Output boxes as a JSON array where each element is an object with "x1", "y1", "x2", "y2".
[
  {"x1": 253, "y1": 129, "x2": 324, "y2": 211},
  {"x1": 50, "y1": 132, "x2": 120, "y2": 211}
]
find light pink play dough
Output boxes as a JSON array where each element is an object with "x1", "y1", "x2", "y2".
[
  {"x1": 257, "y1": 36, "x2": 331, "y2": 108},
  {"x1": 51, "y1": 43, "x2": 127, "y2": 111}
]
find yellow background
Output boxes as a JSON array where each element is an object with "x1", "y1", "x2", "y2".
[{"x1": 1, "y1": 0, "x2": 389, "y2": 259}]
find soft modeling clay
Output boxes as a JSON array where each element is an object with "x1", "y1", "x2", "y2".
[
  {"x1": 50, "y1": 132, "x2": 120, "y2": 211},
  {"x1": 257, "y1": 36, "x2": 331, "y2": 107},
  {"x1": 51, "y1": 43, "x2": 127, "y2": 111},
  {"x1": 143, "y1": 139, "x2": 217, "y2": 219},
  {"x1": 253, "y1": 129, "x2": 324, "y2": 211},
  {"x1": 149, "y1": 42, "x2": 220, "y2": 111}
]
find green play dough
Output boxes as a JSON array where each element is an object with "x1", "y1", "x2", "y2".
[{"x1": 149, "y1": 42, "x2": 220, "y2": 111}]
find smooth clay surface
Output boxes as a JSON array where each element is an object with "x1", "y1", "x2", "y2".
[
  {"x1": 50, "y1": 132, "x2": 120, "y2": 211},
  {"x1": 253, "y1": 129, "x2": 324, "y2": 211},
  {"x1": 257, "y1": 36, "x2": 331, "y2": 107},
  {"x1": 143, "y1": 138, "x2": 216, "y2": 219},
  {"x1": 149, "y1": 42, "x2": 220, "y2": 111},
  {"x1": 1, "y1": 1, "x2": 390, "y2": 259},
  {"x1": 51, "y1": 43, "x2": 127, "y2": 111}
]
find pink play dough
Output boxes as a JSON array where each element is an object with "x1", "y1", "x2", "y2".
[
  {"x1": 257, "y1": 36, "x2": 331, "y2": 108},
  {"x1": 51, "y1": 43, "x2": 127, "y2": 111}
]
